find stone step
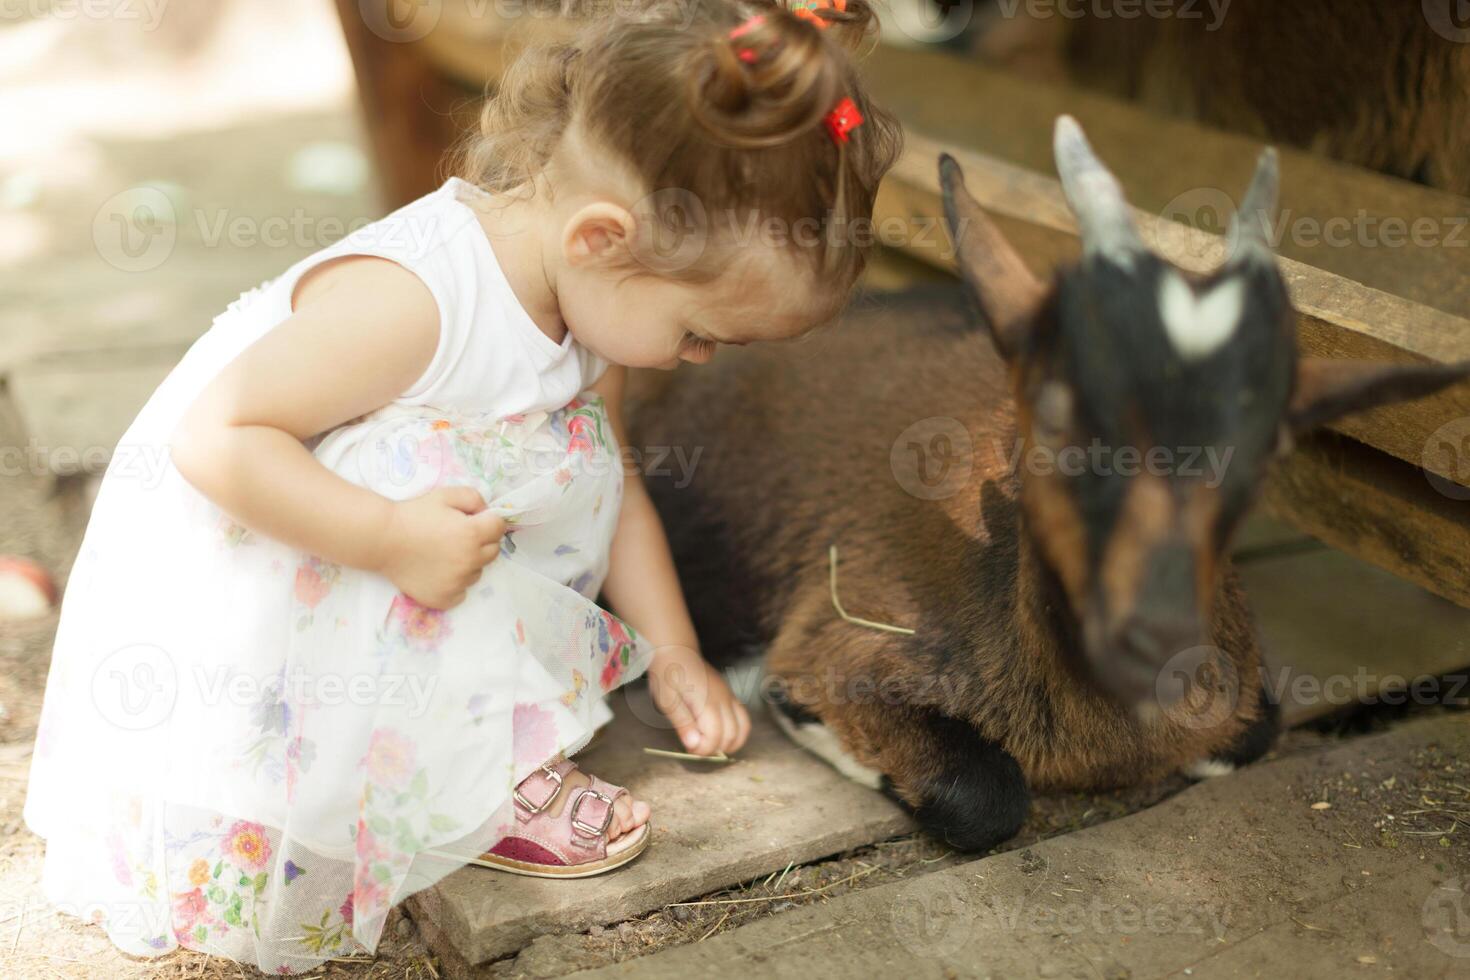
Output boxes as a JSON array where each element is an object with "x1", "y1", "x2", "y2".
[
  {"x1": 407, "y1": 698, "x2": 915, "y2": 971},
  {"x1": 565, "y1": 713, "x2": 1470, "y2": 979},
  {"x1": 4, "y1": 355, "x2": 179, "y2": 481}
]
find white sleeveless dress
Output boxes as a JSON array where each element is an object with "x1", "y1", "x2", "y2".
[{"x1": 23, "y1": 179, "x2": 654, "y2": 974}]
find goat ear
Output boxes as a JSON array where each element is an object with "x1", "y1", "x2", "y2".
[
  {"x1": 940, "y1": 154, "x2": 1045, "y2": 361},
  {"x1": 1288, "y1": 358, "x2": 1470, "y2": 433}
]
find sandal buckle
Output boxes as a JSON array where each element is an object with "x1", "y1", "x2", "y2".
[
  {"x1": 569, "y1": 789, "x2": 615, "y2": 840},
  {"x1": 513, "y1": 764, "x2": 564, "y2": 815}
]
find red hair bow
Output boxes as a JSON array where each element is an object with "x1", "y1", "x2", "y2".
[
  {"x1": 824, "y1": 97, "x2": 863, "y2": 144},
  {"x1": 727, "y1": 7, "x2": 866, "y2": 145},
  {"x1": 791, "y1": 0, "x2": 847, "y2": 28}
]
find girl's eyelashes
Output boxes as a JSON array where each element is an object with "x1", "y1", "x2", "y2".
[{"x1": 681, "y1": 332, "x2": 717, "y2": 355}]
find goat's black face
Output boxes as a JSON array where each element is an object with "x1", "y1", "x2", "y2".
[
  {"x1": 1018, "y1": 251, "x2": 1294, "y2": 705},
  {"x1": 940, "y1": 118, "x2": 1470, "y2": 712}
]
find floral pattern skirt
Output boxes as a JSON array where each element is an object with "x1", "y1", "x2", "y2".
[{"x1": 24, "y1": 394, "x2": 652, "y2": 974}]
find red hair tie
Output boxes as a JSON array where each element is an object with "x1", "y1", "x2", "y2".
[
  {"x1": 727, "y1": 9, "x2": 865, "y2": 145},
  {"x1": 791, "y1": 0, "x2": 847, "y2": 28},
  {"x1": 824, "y1": 97, "x2": 864, "y2": 144},
  {"x1": 728, "y1": 13, "x2": 765, "y2": 38},
  {"x1": 728, "y1": 13, "x2": 764, "y2": 62}
]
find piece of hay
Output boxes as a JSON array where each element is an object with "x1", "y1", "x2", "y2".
[
  {"x1": 828, "y1": 545, "x2": 916, "y2": 635},
  {"x1": 642, "y1": 747, "x2": 732, "y2": 763}
]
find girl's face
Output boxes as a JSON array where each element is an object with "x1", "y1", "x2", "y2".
[{"x1": 553, "y1": 208, "x2": 829, "y2": 370}]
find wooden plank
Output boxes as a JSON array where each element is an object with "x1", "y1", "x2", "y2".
[
  {"x1": 333, "y1": 0, "x2": 472, "y2": 206},
  {"x1": 413, "y1": 3, "x2": 575, "y2": 86},
  {"x1": 862, "y1": 43, "x2": 1470, "y2": 322},
  {"x1": 1262, "y1": 431, "x2": 1470, "y2": 611},
  {"x1": 876, "y1": 133, "x2": 1470, "y2": 489},
  {"x1": 409, "y1": 699, "x2": 913, "y2": 968}
]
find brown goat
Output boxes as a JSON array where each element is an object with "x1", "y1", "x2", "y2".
[{"x1": 629, "y1": 118, "x2": 1470, "y2": 851}]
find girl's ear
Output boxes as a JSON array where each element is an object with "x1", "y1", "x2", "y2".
[{"x1": 563, "y1": 203, "x2": 637, "y2": 265}]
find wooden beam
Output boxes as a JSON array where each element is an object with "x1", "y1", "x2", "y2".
[
  {"x1": 413, "y1": 4, "x2": 575, "y2": 85},
  {"x1": 861, "y1": 43, "x2": 1470, "y2": 322},
  {"x1": 1262, "y1": 432, "x2": 1470, "y2": 610},
  {"x1": 333, "y1": 0, "x2": 475, "y2": 207},
  {"x1": 877, "y1": 132, "x2": 1470, "y2": 490}
]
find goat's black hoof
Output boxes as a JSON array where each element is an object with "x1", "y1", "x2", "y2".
[{"x1": 888, "y1": 715, "x2": 1031, "y2": 853}]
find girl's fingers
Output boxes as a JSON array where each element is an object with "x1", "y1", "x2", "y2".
[
  {"x1": 480, "y1": 543, "x2": 500, "y2": 565},
  {"x1": 652, "y1": 662, "x2": 702, "y2": 738},
  {"x1": 442, "y1": 486, "x2": 486, "y2": 515},
  {"x1": 719, "y1": 700, "x2": 741, "y2": 754},
  {"x1": 675, "y1": 723, "x2": 703, "y2": 753},
  {"x1": 700, "y1": 701, "x2": 727, "y2": 755},
  {"x1": 657, "y1": 685, "x2": 701, "y2": 751},
  {"x1": 732, "y1": 701, "x2": 752, "y2": 752},
  {"x1": 474, "y1": 512, "x2": 507, "y2": 542},
  {"x1": 690, "y1": 695, "x2": 719, "y2": 753}
]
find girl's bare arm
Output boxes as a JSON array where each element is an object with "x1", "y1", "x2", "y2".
[
  {"x1": 170, "y1": 256, "x2": 504, "y2": 608},
  {"x1": 593, "y1": 365, "x2": 752, "y2": 754}
]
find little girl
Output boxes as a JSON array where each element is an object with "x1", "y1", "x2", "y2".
[{"x1": 24, "y1": 0, "x2": 899, "y2": 972}]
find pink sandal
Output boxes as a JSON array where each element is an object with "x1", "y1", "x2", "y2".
[{"x1": 468, "y1": 759, "x2": 651, "y2": 878}]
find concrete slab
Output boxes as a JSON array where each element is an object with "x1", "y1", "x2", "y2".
[
  {"x1": 408, "y1": 698, "x2": 915, "y2": 970},
  {"x1": 6, "y1": 353, "x2": 179, "y2": 478},
  {"x1": 567, "y1": 714, "x2": 1470, "y2": 980}
]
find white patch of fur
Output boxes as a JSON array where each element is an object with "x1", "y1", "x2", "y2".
[
  {"x1": 1158, "y1": 272, "x2": 1244, "y2": 361},
  {"x1": 1184, "y1": 758, "x2": 1237, "y2": 780},
  {"x1": 770, "y1": 708, "x2": 885, "y2": 790}
]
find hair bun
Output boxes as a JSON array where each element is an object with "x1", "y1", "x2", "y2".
[{"x1": 688, "y1": 1, "x2": 876, "y2": 149}]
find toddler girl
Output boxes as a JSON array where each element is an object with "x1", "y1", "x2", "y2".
[{"x1": 24, "y1": 0, "x2": 899, "y2": 972}]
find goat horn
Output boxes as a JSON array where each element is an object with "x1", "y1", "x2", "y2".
[
  {"x1": 1053, "y1": 115, "x2": 1143, "y2": 266},
  {"x1": 1227, "y1": 147, "x2": 1279, "y2": 260}
]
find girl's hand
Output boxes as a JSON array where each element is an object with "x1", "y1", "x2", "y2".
[
  {"x1": 647, "y1": 646, "x2": 752, "y2": 756},
  {"x1": 378, "y1": 486, "x2": 506, "y2": 609}
]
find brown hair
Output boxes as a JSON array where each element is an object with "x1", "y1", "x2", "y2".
[{"x1": 454, "y1": 0, "x2": 902, "y2": 302}]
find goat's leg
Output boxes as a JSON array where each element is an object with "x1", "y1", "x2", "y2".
[
  {"x1": 1183, "y1": 684, "x2": 1280, "y2": 779},
  {"x1": 766, "y1": 671, "x2": 1030, "y2": 853}
]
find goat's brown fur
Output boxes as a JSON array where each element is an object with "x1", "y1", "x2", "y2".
[{"x1": 629, "y1": 289, "x2": 1264, "y2": 796}]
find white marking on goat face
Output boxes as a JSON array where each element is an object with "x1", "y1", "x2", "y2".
[{"x1": 1158, "y1": 272, "x2": 1244, "y2": 361}]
